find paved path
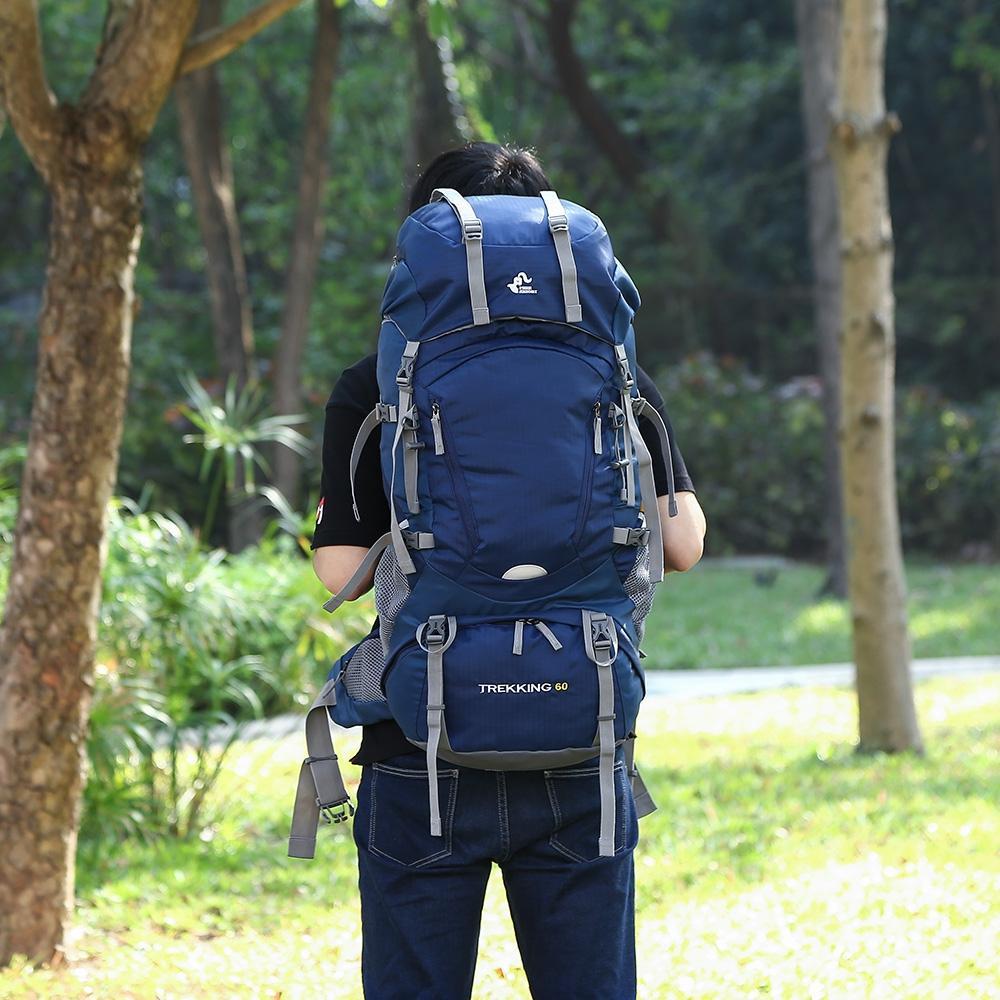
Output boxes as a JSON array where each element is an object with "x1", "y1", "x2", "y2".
[{"x1": 221, "y1": 654, "x2": 1000, "y2": 746}]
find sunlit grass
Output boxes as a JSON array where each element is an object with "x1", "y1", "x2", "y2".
[
  {"x1": 3, "y1": 674, "x2": 998, "y2": 999},
  {"x1": 643, "y1": 559, "x2": 1000, "y2": 668}
]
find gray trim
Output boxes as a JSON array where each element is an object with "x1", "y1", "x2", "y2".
[
  {"x1": 430, "y1": 188, "x2": 491, "y2": 326},
  {"x1": 401, "y1": 404, "x2": 421, "y2": 515},
  {"x1": 633, "y1": 396, "x2": 679, "y2": 518},
  {"x1": 418, "y1": 615, "x2": 458, "y2": 838},
  {"x1": 582, "y1": 610, "x2": 619, "y2": 858},
  {"x1": 287, "y1": 676, "x2": 353, "y2": 859},
  {"x1": 625, "y1": 736, "x2": 658, "y2": 819},
  {"x1": 540, "y1": 190, "x2": 583, "y2": 323},
  {"x1": 625, "y1": 402, "x2": 665, "y2": 583},
  {"x1": 349, "y1": 405, "x2": 382, "y2": 521},
  {"x1": 322, "y1": 532, "x2": 393, "y2": 614},
  {"x1": 410, "y1": 740, "x2": 605, "y2": 771},
  {"x1": 389, "y1": 341, "x2": 421, "y2": 574}
]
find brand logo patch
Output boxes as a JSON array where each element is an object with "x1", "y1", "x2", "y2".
[{"x1": 506, "y1": 271, "x2": 538, "y2": 294}]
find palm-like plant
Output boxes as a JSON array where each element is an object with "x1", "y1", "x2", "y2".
[{"x1": 178, "y1": 373, "x2": 312, "y2": 541}]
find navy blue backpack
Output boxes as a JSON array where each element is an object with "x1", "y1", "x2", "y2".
[{"x1": 288, "y1": 188, "x2": 678, "y2": 861}]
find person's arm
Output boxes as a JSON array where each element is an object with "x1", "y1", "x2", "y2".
[
  {"x1": 311, "y1": 355, "x2": 388, "y2": 598},
  {"x1": 634, "y1": 364, "x2": 707, "y2": 573}
]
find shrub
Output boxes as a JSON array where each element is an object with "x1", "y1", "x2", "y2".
[{"x1": 656, "y1": 351, "x2": 1000, "y2": 558}]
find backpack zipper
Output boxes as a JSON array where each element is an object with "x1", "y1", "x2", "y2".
[
  {"x1": 593, "y1": 400, "x2": 602, "y2": 454},
  {"x1": 430, "y1": 401, "x2": 445, "y2": 455}
]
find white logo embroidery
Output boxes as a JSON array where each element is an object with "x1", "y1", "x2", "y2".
[
  {"x1": 507, "y1": 271, "x2": 538, "y2": 294},
  {"x1": 479, "y1": 682, "x2": 557, "y2": 694}
]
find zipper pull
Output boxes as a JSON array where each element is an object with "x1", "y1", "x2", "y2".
[
  {"x1": 593, "y1": 401, "x2": 602, "y2": 454},
  {"x1": 512, "y1": 619, "x2": 525, "y2": 655},
  {"x1": 430, "y1": 401, "x2": 445, "y2": 455}
]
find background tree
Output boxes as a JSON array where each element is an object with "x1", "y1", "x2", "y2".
[
  {"x1": 0, "y1": 0, "x2": 302, "y2": 967},
  {"x1": 831, "y1": 0, "x2": 922, "y2": 752},
  {"x1": 795, "y1": 0, "x2": 847, "y2": 599}
]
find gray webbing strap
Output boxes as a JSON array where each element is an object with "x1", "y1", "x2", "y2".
[
  {"x1": 540, "y1": 190, "x2": 583, "y2": 323},
  {"x1": 633, "y1": 397, "x2": 679, "y2": 519},
  {"x1": 614, "y1": 346, "x2": 637, "y2": 507},
  {"x1": 418, "y1": 615, "x2": 457, "y2": 837},
  {"x1": 583, "y1": 610, "x2": 619, "y2": 858},
  {"x1": 624, "y1": 735, "x2": 658, "y2": 820},
  {"x1": 532, "y1": 620, "x2": 563, "y2": 650},
  {"x1": 430, "y1": 188, "x2": 490, "y2": 325},
  {"x1": 322, "y1": 531, "x2": 393, "y2": 614},
  {"x1": 401, "y1": 404, "x2": 421, "y2": 515},
  {"x1": 288, "y1": 676, "x2": 353, "y2": 859},
  {"x1": 390, "y1": 342, "x2": 420, "y2": 573},
  {"x1": 513, "y1": 618, "x2": 524, "y2": 655},
  {"x1": 349, "y1": 404, "x2": 396, "y2": 521},
  {"x1": 626, "y1": 403, "x2": 664, "y2": 583}
]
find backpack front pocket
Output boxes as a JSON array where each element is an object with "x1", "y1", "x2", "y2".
[{"x1": 382, "y1": 610, "x2": 645, "y2": 763}]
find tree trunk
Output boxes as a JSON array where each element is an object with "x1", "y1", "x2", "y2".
[
  {"x1": 271, "y1": 0, "x2": 342, "y2": 509},
  {"x1": 0, "y1": 0, "x2": 301, "y2": 967},
  {"x1": 405, "y1": 0, "x2": 468, "y2": 191},
  {"x1": 795, "y1": 0, "x2": 847, "y2": 598},
  {"x1": 0, "y1": 166, "x2": 142, "y2": 967},
  {"x1": 831, "y1": 0, "x2": 922, "y2": 753},
  {"x1": 175, "y1": 0, "x2": 261, "y2": 552}
]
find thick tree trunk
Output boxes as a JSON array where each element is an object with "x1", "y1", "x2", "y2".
[
  {"x1": 0, "y1": 0, "x2": 302, "y2": 968},
  {"x1": 0, "y1": 168, "x2": 142, "y2": 966},
  {"x1": 176, "y1": 0, "x2": 261, "y2": 552},
  {"x1": 795, "y1": 0, "x2": 847, "y2": 598},
  {"x1": 831, "y1": 0, "x2": 922, "y2": 753},
  {"x1": 271, "y1": 0, "x2": 342, "y2": 509}
]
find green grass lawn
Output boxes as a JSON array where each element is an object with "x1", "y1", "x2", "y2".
[
  {"x1": 4, "y1": 674, "x2": 998, "y2": 999},
  {"x1": 643, "y1": 558, "x2": 1000, "y2": 669}
]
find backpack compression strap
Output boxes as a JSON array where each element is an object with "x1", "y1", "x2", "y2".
[
  {"x1": 430, "y1": 188, "x2": 490, "y2": 325},
  {"x1": 540, "y1": 190, "x2": 583, "y2": 323},
  {"x1": 583, "y1": 609, "x2": 620, "y2": 858},
  {"x1": 288, "y1": 675, "x2": 353, "y2": 859}
]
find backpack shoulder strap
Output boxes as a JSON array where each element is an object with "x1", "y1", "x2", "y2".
[{"x1": 430, "y1": 188, "x2": 490, "y2": 325}]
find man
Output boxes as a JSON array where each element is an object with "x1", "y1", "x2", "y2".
[{"x1": 311, "y1": 142, "x2": 707, "y2": 999}]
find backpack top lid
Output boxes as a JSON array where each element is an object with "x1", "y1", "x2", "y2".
[{"x1": 380, "y1": 191, "x2": 641, "y2": 346}]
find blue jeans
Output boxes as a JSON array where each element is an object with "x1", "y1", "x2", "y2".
[{"x1": 352, "y1": 746, "x2": 639, "y2": 1000}]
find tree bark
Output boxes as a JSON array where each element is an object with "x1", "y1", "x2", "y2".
[
  {"x1": 831, "y1": 0, "x2": 922, "y2": 753},
  {"x1": 272, "y1": 0, "x2": 342, "y2": 509},
  {"x1": 544, "y1": 0, "x2": 672, "y2": 243},
  {"x1": 0, "y1": 0, "x2": 299, "y2": 966},
  {"x1": 0, "y1": 0, "x2": 201, "y2": 966},
  {"x1": 176, "y1": 0, "x2": 261, "y2": 551},
  {"x1": 405, "y1": 0, "x2": 469, "y2": 189},
  {"x1": 795, "y1": 0, "x2": 847, "y2": 598}
]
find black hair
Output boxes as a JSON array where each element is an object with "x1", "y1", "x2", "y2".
[{"x1": 407, "y1": 141, "x2": 552, "y2": 215}]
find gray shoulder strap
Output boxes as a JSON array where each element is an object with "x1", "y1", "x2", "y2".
[
  {"x1": 540, "y1": 190, "x2": 583, "y2": 323},
  {"x1": 322, "y1": 531, "x2": 393, "y2": 613},
  {"x1": 430, "y1": 188, "x2": 490, "y2": 326},
  {"x1": 287, "y1": 675, "x2": 353, "y2": 859}
]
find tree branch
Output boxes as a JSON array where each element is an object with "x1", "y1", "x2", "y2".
[
  {"x1": 0, "y1": 0, "x2": 62, "y2": 181},
  {"x1": 84, "y1": 0, "x2": 200, "y2": 148},
  {"x1": 178, "y1": 0, "x2": 305, "y2": 76}
]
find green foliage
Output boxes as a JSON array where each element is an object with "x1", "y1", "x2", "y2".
[
  {"x1": 178, "y1": 372, "x2": 311, "y2": 539},
  {"x1": 659, "y1": 352, "x2": 1000, "y2": 557},
  {"x1": 72, "y1": 500, "x2": 372, "y2": 852}
]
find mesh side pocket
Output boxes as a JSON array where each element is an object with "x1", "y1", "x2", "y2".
[
  {"x1": 374, "y1": 544, "x2": 410, "y2": 655},
  {"x1": 623, "y1": 543, "x2": 654, "y2": 644},
  {"x1": 342, "y1": 632, "x2": 388, "y2": 703}
]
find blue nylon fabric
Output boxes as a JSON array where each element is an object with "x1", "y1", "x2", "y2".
[
  {"x1": 334, "y1": 193, "x2": 653, "y2": 752},
  {"x1": 384, "y1": 194, "x2": 635, "y2": 343}
]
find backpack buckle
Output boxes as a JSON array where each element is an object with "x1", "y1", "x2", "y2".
[
  {"x1": 423, "y1": 614, "x2": 449, "y2": 647},
  {"x1": 547, "y1": 212, "x2": 569, "y2": 233},
  {"x1": 376, "y1": 401, "x2": 398, "y2": 423},
  {"x1": 462, "y1": 218, "x2": 483, "y2": 241},
  {"x1": 396, "y1": 356, "x2": 416, "y2": 388},
  {"x1": 400, "y1": 408, "x2": 420, "y2": 431},
  {"x1": 318, "y1": 799, "x2": 355, "y2": 825}
]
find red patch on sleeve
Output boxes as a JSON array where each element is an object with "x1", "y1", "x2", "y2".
[{"x1": 316, "y1": 497, "x2": 325, "y2": 525}]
